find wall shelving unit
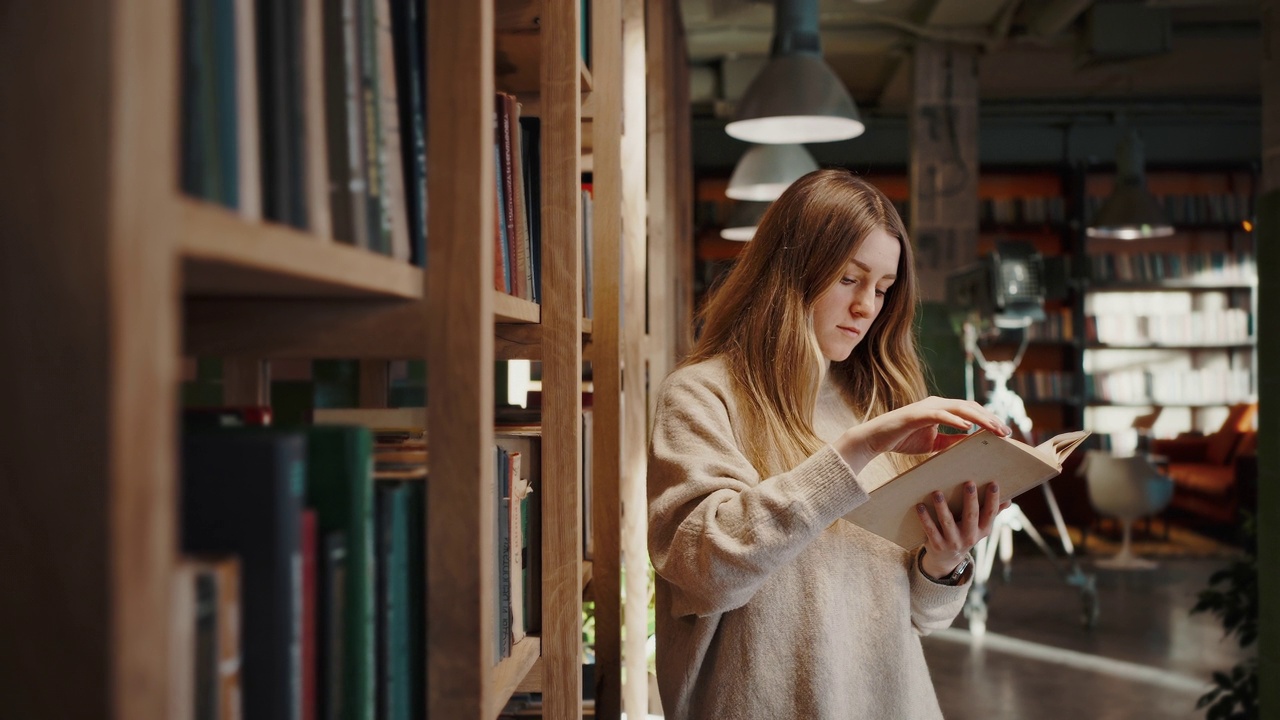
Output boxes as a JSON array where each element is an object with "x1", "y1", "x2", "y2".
[{"x1": 1, "y1": 0, "x2": 689, "y2": 718}]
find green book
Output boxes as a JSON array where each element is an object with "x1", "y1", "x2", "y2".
[{"x1": 304, "y1": 425, "x2": 375, "y2": 720}]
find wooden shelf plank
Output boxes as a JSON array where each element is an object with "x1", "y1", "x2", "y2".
[
  {"x1": 490, "y1": 636, "x2": 542, "y2": 719},
  {"x1": 494, "y1": 290, "x2": 541, "y2": 323},
  {"x1": 515, "y1": 657, "x2": 544, "y2": 693},
  {"x1": 180, "y1": 198, "x2": 423, "y2": 299},
  {"x1": 579, "y1": 57, "x2": 593, "y2": 91}
]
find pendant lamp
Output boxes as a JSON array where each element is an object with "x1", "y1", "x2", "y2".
[
  {"x1": 725, "y1": 0, "x2": 864, "y2": 144},
  {"x1": 721, "y1": 201, "x2": 771, "y2": 241},
  {"x1": 1086, "y1": 130, "x2": 1174, "y2": 240},
  {"x1": 726, "y1": 144, "x2": 818, "y2": 201}
]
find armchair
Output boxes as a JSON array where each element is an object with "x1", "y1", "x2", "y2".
[{"x1": 1151, "y1": 402, "x2": 1257, "y2": 525}]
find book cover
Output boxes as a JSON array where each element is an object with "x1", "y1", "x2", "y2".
[
  {"x1": 301, "y1": 509, "x2": 318, "y2": 720},
  {"x1": 181, "y1": 429, "x2": 306, "y2": 720},
  {"x1": 496, "y1": 431, "x2": 541, "y2": 634},
  {"x1": 303, "y1": 425, "x2": 376, "y2": 720},
  {"x1": 497, "y1": 92, "x2": 523, "y2": 299},
  {"x1": 841, "y1": 429, "x2": 1090, "y2": 550},
  {"x1": 322, "y1": 0, "x2": 369, "y2": 247},
  {"x1": 318, "y1": 532, "x2": 348, "y2": 720}
]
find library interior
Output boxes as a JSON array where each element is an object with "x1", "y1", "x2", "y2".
[{"x1": 1, "y1": 0, "x2": 1276, "y2": 719}]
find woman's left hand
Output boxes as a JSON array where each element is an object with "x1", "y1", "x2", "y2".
[{"x1": 916, "y1": 481, "x2": 1010, "y2": 579}]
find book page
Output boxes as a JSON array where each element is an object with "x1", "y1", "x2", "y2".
[
  {"x1": 842, "y1": 429, "x2": 1088, "y2": 550},
  {"x1": 1035, "y1": 430, "x2": 1091, "y2": 465}
]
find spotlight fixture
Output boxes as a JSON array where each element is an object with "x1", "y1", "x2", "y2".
[
  {"x1": 726, "y1": 144, "x2": 818, "y2": 202},
  {"x1": 720, "y1": 201, "x2": 771, "y2": 241},
  {"x1": 1087, "y1": 130, "x2": 1174, "y2": 240},
  {"x1": 725, "y1": 0, "x2": 864, "y2": 144}
]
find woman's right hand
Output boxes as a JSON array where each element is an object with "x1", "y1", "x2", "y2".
[{"x1": 834, "y1": 396, "x2": 1011, "y2": 473}]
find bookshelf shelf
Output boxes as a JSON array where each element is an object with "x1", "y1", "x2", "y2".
[
  {"x1": 180, "y1": 199, "x2": 424, "y2": 299},
  {"x1": 1087, "y1": 400, "x2": 1253, "y2": 408},
  {"x1": 494, "y1": 290, "x2": 542, "y2": 323},
  {"x1": 489, "y1": 635, "x2": 544, "y2": 720},
  {"x1": 1087, "y1": 341, "x2": 1256, "y2": 350},
  {"x1": 1085, "y1": 281, "x2": 1257, "y2": 292}
]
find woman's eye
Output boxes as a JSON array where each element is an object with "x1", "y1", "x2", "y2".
[
  {"x1": 875, "y1": 288, "x2": 886, "y2": 297},
  {"x1": 840, "y1": 276, "x2": 856, "y2": 285}
]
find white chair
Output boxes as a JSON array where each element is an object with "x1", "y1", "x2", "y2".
[{"x1": 1081, "y1": 450, "x2": 1175, "y2": 570}]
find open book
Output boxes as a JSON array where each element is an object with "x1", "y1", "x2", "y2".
[{"x1": 841, "y1": 429, "x2": 1090, "y2": 550}]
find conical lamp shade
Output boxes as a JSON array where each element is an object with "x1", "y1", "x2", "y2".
[
  {"x1": 726, "y1": 144, "x2": 818, "y2": 201},
  {"x1": 726, "y1": 54, "x2": 864, "y2": 144},
  {"x1": 721, "y1": 201, "x2": 770, "y2": 241},
  {"x1": 725, "y1": 0, "x2": 864, "y2": 144},
  {"x1": 1087, "y1": 131, "x2": 1174, "y2": 240}
]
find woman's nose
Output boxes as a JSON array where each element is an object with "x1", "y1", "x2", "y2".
[{"x1": 850, "y1": 286, "x2": 874, "y2": 315}]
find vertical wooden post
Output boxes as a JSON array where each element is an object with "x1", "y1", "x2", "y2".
[
  {"x1": 646, "y1": 0, "x2": 675, "y2": 407},
  {"x1": 590, "y1": 0, "x2": 624, "y2": 716},
  {"x1": 542, "y1": 0, "x2": 585, "y2": 717},
  {"x1": 426, "y1": 0, "x2": 496, "y2": 718},
  {"x1": 909, "y1": 42, "x2": 980, "y2": 302},
  {"x1": 620, "y1": 0, "x2": 651, "y2": 716},
  {"x1": 0, "y1": 1, "x2": 180, "y2": 718},
  {"x1": 1256, "y1": 0, "x2": 1279, "y2": 713}
]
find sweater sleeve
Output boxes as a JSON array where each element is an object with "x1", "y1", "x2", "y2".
[
  {"x1": 647, "y1": 367, "x2": 871, "y2": 619},
  {"x1": 907, "y1": 550, "x2": 972, "y2": 635}
]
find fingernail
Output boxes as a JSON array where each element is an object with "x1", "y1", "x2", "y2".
[
  {"x1": 917, "y1": 504, "x2": 927, "y2": 514},
  {"x1": 966, "y1": 482, "x2": 976, "y2": 494},
  {"x1": 932, "y1": 491, "x2": 945, "y2": 502},
  {"x1": 989, "y1": 483, "x2": 1000, "y2": 494}
]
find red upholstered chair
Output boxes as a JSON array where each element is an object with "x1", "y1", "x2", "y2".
[{"x1": 1151, "y1": 402, "x2": 1257, "y2": 525}]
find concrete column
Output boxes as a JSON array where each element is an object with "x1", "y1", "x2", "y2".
[
  {"x1": 1257, "y1": 1, "x2": 1278, "y2": 716},
  {"x1": 909, "y1": 42, "x2": 980, "y2": 302}
]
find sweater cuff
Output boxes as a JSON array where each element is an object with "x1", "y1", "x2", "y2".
[
  {"x1": 909, "y1": 549, "x2": 974, "y2": 607},
  {"x1": 776, "y1": 444, "x2": 870, "y2": 526}
]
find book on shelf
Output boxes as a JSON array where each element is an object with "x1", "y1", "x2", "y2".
[
  {"x1": 318, "y1": 531, "x2": 348, "y2": 720},
  {"x1": 389, "y1": 0, "x2": 427, "y2": 266},
  {"x1": 495, "y1": 431, "x2": 542, "y2": 636},
  {"x1": 841, "y1": 429, "x2": 1090, "y2": 550},
  {"x1": 303, "y1": 425, "x2": 376, "y2": 720},
  {"x1": 300, "y1": 508, "x2": 318, "y2": 720},
  {"x1": 181, "y1": 429, "x2": 307, "y2": 720},
  {"x1": 374, "y1": 0, "x2": 411, "y2": 261},
  {"x1": 171, "y1": 556, "x2": 243, "y2": 720}
]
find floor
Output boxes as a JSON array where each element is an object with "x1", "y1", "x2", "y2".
[{"x1": 922, "y1": 532, "x2": 1249, "y2": 720}]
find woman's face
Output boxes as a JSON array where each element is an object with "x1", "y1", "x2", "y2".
[{"x1": 812, "y1": 227, "x2": 901, "y2": 362}]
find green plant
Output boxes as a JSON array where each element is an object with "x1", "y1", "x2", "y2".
[{"x1": 1190, "y1": 514, "x2": 1258, "y2": 720}]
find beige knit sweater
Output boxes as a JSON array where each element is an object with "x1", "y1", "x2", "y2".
[{"x1": 647, "y1": 357, "x2": 972, "y2": 720}]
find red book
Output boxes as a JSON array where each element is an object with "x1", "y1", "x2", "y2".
[{"x1": 300, "y1": 509, "x2": 318, "y2": 720}]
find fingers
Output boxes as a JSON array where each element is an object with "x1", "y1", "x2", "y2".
[
  {"x1": 977, "y1": 482, "x2": 1001, "y2": 532},
  {"x1": 926, "y1": 397, "x2": 1010, "y2": 437},
  {"x1": 920, "y1": 482, "x2": 1000, "y2": 556}
]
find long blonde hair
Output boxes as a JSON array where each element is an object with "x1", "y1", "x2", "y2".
[{"x1": 686, "y1": 169, "x2": 928, "y2": 477}]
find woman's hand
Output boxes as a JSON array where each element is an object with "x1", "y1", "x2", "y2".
[
  {"x1": 834, "y1": 396, "x2": 1011, "y2": 472},
  {"x1": 917, "y1": 481, "x2": 1010, "y2": 579}
]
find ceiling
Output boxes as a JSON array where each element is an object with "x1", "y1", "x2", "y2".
[{"x1": 680, "y1": 0, "x2": 1263, "y2": 118}]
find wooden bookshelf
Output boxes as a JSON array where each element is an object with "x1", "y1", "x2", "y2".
[
  {"x1": 1, "y1": 1, "x2": 684, "y2": 719},
  {"x1": 181, "y1": 199, "x2": 424, "y2": 299}
]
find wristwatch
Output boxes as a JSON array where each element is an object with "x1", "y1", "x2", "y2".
[{"x1": 918, "y1": 550, "x2": 972, "y2": 586}]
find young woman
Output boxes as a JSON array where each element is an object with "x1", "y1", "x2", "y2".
[{"x1": 647, "y1": 169, "x2": 1012, "y2": 719}]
